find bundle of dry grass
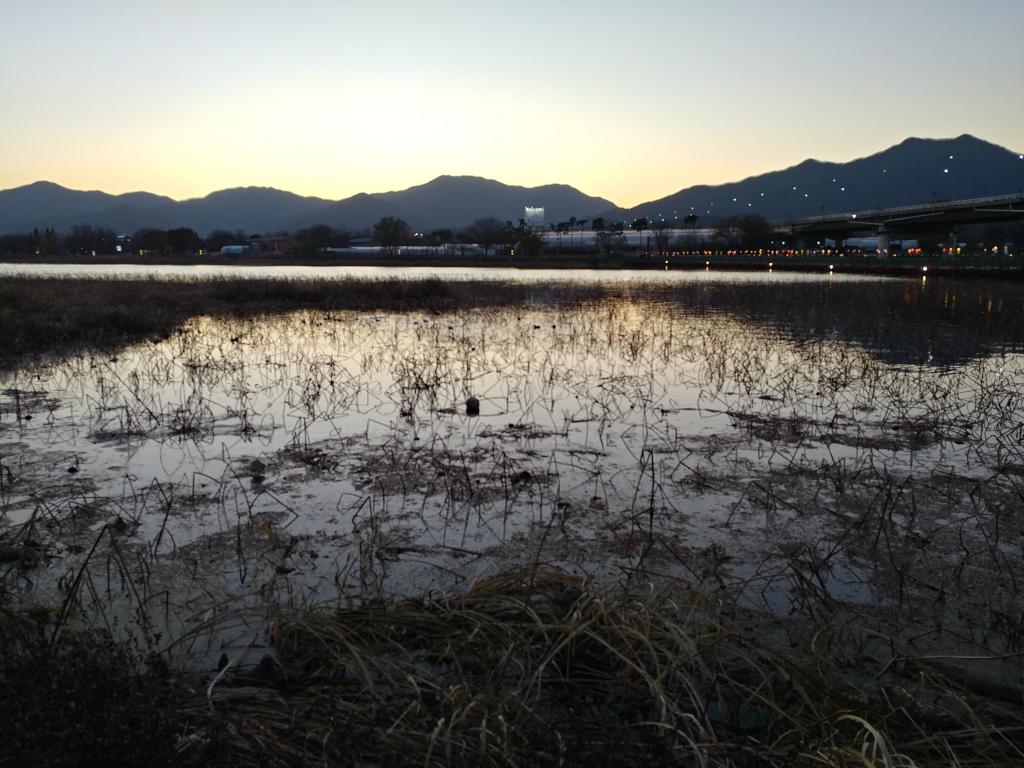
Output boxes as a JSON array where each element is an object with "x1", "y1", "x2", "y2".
[
  {"x1": 192, "y1": 566, "x2": 1024, "y2": 767},
  {"x1": 3, "y1": 565, "x2": 1023, "y2": 766}
]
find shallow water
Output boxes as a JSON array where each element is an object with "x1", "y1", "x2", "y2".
[
  {"x1": 0, "y1": 261, "x2": 886, "y2": 283},
  {"x1": 2, "y1": 273, "x2": 1023, "y2": 655}
]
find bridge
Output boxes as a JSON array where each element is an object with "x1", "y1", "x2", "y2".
[{"x1": 782, "y1": 193, "x2": 1024, "y2": 254}]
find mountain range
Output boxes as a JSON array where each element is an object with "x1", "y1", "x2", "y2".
[
  {"x1": 0, "y1": 178, "x2": 616, "y2": 237},
  {"x1": 622, "y1": 134, "x2": 1024, "y2": 224},
  {"x1": 1, "y1": 135, "x2": 1021, "y2": 236}
]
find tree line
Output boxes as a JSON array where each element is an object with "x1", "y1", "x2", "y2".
[
  {"x1": 0, "y1": 216, "x2": 702, "y2": 259},
  {"x1": 0, "y1": 217, "x2": 547, "y2": 258},
  {"x1": 2, "y1": 214, "x2": 1018, "y2": 259},
  {"x1": 371, "y1": 216, "x2": 545, "y2": 257},
  {"x1": 0, "y1": 225, "x2": 210, "y2": 257}
]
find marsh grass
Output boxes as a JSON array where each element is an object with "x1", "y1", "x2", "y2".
[
  {"x1": 4, "y1": 566, "x2": 1024, "y2": 767},
  {"x1": 3, "y1": 273, "x2": 1024, "y2": 765},
  {"x1": 0, "y1": 275, "x2": 612, "y2": 366},
  {"x1": 3, "y1": 272, "x2": 1020, "y2": 368},
  {"x1": 0, "y1": 610, "x2": 216, "y2": 768}
]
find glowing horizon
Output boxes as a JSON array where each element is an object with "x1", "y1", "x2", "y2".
[{"x1": 2, "y1": 0, "x2": 1022, "y2": 209}]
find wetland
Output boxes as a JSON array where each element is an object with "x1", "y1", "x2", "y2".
[{"x1": 2, "y1": 270, "x2": 1024, "y2": 767}]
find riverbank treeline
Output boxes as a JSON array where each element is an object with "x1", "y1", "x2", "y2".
[{"x1": 4, "y1": 212, "x2": 1020, "y2": 262}]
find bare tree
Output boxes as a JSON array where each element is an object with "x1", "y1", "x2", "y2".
[
  {"x1": 630, "y1": 218, "x2": 649, "y2": 257},
  {"x1": 684, "y1": 214, "x2": 700, "y2": 251},
  {"x1": 373, "y1": 217, "x2": 412, "y2": 256},
  {"x1": 463, "y1": 217, "x2": 511, "y2": 256},
  {"x1": 652, "y1": 220, "x2": 673, "y2": 257},
  {"x1": 514, "y1": 232, "x2": 545, "y2": 258}
]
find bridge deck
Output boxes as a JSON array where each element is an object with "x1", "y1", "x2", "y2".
[{"x1": 785, "y1": 193, "x2": 1024, "y2": 234}]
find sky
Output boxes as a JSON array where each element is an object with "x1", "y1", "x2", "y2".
[{"x1": 1, "y1": 0, "x2": 1022, "y2": 207}]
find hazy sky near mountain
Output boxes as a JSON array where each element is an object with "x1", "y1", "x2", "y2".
[{"x1": 2, "y1": 0, "x2": 1022, "y2": 207}]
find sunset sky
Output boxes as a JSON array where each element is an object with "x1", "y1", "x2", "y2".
[{"x1": 2, "y1": 0, "x2": 1022, "y2": 207}]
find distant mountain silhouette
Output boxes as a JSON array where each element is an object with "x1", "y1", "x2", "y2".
[
  {"x1": 618, "y1": 135, "x2": 1024, "y2": 224},
  {"x1": 373, "y1": 175, "x2": 616, "y2": 229},
  {"x1": 1, "y1": 135, "x2": 1020, "y2": 235},
  {"x1": 0, "y1": 176, "x2": 615, "y2": 236},
  {"x1": 0, "y1": 181, "x2": 174, "y2": 233},
  {"x1": 173, "y1": 187, "x2": 335, "y2": 235},
  {"x1": 289, "y1": 192, "x2": 412, "y2": 233},
  {"x1": 5, "y1": 186, "x2": 338, "y2": 237}
]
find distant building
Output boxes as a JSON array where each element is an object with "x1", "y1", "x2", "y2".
[{"x1": 524, "y1": 207, "x2": 545, "y2": 230}]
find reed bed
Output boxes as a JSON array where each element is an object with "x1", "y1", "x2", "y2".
[
  {"x1": 2, "y1": 273, "x2": 1020, "y2": 367},
  {"x1": 4, "y1": 565, "x2": 1024, "y2": 766},
  {"x1": 2, "y1": 273, "x2": 1024, "y2": 765},
  {"x1": 0, "y1": 275, "x2": 614, "y2": 365}
]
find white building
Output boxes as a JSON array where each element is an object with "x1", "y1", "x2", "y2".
[{"x1": 524, "y1": 207, "x2": 545, "y2": 230}]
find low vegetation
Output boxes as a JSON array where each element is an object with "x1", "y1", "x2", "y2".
[
  {"x1": 2, "y1": 273, "x2": 1024, "y2": 765},
  {"x1": 0, "y1": 275, "x2": 613, "y2": 365},
  {"x1": 6, "y1": 566, "x2": 1023, "y2": 767}
]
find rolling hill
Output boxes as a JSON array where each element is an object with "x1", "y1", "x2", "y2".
[
  {"x1": 618, "y1": 134, "x2": 1024, "y2": 225},
  {"x1": 1, "y1": 135, "x2": 1020, "y2": 236},
  {"x1": 0, "y1": 177, "x2": 615, "y2": 235}
]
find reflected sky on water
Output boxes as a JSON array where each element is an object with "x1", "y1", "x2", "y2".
[{"x1": 2, "y1": 272, "x2": 1023, "y2": 650}]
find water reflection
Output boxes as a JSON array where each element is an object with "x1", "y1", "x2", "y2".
[
  {"x1": 0, "y1": 262, "x2": 892, "y2": 282},
  {"x1": 1, "y1": 278, "x2": 1023, "y2": 653},
  {"x1": 641, "y1": 277, "x2": 1024, "y2": 365}
]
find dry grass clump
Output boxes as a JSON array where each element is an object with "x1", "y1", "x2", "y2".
[
  {"x1": 196, "y1": 566, "x2": 1024, "y2": 767},
  {"x1": 1, "y1": 566, "x2": 1022, "y2": 767},
  {"x1": 0, "y1": 610, "x2": 219, "y2": 768}
]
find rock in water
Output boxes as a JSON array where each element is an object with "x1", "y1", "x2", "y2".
[{"x1": 465, "y1": 396, "x2": 480, "y2": 416}]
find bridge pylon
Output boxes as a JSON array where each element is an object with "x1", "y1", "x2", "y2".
[{"x1": 877, "y1": 231, "x2": 890, "y2": 258}]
